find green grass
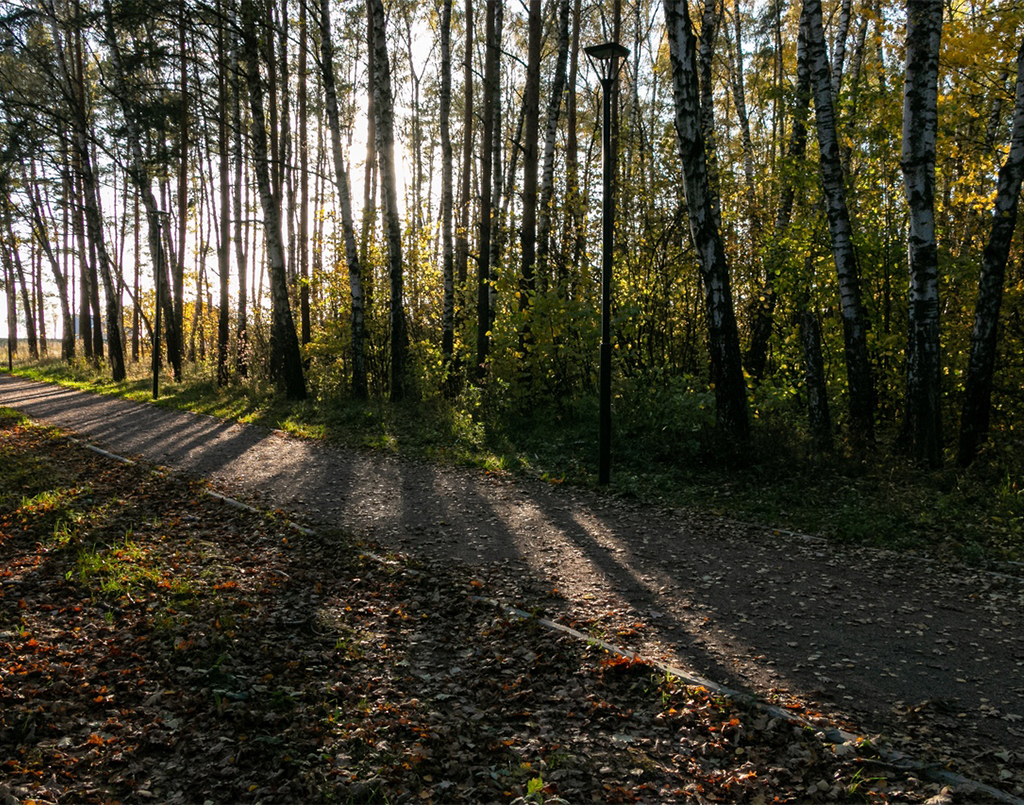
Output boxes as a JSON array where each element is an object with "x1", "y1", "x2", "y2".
[
  {"x1": 5, "y1": 358, "x2": 1023, "y2": 565},
  {"x1": 74, "y1": 536, "x2": 167, "y2": 597}
]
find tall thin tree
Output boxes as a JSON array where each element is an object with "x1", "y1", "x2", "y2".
[
  {"x1": 321, "y1": 0, "x2": 367, "y2": 397},
  {"x1": 663, "y1": 0, "x2": 750, "y2": 444},
  {"x1": 900, "y1": 0, "x2": 943, "y2": 467},
  {"x1": 240, "y1": 0, "x2": 307, "y2": 399},
  {"x1": 804, "y1": 0, "x2": 874, "y2": 448},
  {"x1": 368, "y1": 0, "x2": 407, "y2": 399},
  {"x1": 958, "y1": 41, "x2": 1024, "y2": 466}
]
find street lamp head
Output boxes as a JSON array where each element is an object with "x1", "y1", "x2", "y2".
[{"x1": 584, "y1": 41, "x2": 630, "y2": 84}]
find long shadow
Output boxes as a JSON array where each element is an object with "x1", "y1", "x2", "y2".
[
  {"x1": 5, "y1": 374, "x2": 1022, "y2": 753},
  {"x1": 0, "y1": 375, "x2": 275, "y2": 477}
]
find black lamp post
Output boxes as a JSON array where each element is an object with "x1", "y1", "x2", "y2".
[
  {"x1": 585, "y1": 41, "x2": 629, "y2": 486},
  {"x1": 152, "y1": 211, "x2": 166, "y2": 400}
]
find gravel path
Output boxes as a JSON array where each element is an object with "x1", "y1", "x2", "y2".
[{"x1": 3, "y1": 373, "x2": 1023, "y2": 794}]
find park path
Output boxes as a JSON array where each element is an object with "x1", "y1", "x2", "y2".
[{"x1": 2, "y1": 373, "x2": 1023, "y2": 793}]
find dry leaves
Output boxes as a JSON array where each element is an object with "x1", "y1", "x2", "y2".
[{"x1": 0, "y1": 416, "x2": 990, "y2": 803}]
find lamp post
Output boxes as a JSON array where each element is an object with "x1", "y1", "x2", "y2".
[
  {"x1": 152, "y1": 211, "x2": 166, "y2": 400},
  {"x1": 585, "y1": 41, "x2": 629, "y2": 486}
]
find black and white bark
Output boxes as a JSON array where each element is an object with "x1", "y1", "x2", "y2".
[
  {"x1": 698, "y1": 0, "x2": 723, "y2": 225},
  {"x1": 368, "y1": 0, "x2": 407, "y2": 400},
  {"x1": 958, "y1": 40, "x2": 1024, "y2": 466},
  {"x1": 663, "y1": 0, "x2": 750, "y2": 443},
  {"x1": 298, "y1": 0, "x2": 310, "y2": 349},
  {"x1": 774, "y1": 16, "x2": 831, "y2": 448},
  {"x1": 804, "y1": 0, "x2": 874, "y2": 447},
  {"x1": 321, "y1": 0, "x2": 367, "y2": 397},
  {"x1": 830, "y1": 0, "x2": 853, "y2": 101},
  {"x1": 900, "y1": 0, "x2": 943, "y2": 467}
]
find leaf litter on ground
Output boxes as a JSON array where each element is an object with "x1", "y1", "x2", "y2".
[{"x1": 0, "y1": 411, "x2": 972, "y2": 803}]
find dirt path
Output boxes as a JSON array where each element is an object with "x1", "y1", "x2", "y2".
[{"x1": 3, "y1": 374, "x2": 1023, "y2": 794}]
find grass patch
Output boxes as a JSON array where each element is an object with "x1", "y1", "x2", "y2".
[{"x1": 74, "y1": 536, "x2": 167, "y2": 597}]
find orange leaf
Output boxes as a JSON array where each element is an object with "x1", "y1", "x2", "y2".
[{"x1": 87, "y1": 733, "x2": 104, "y2": 746}]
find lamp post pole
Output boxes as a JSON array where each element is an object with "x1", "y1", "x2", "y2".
[
  {"x1": 152, "y1": 212, "x2": 165, "y2": 400},
  {"x1": 585, "y1": 42, "x2": 629, "y2": 486}
]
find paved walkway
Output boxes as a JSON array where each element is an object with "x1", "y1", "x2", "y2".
[{"x1": 2, "y1": 373, "x2": 1023, "y2": 794}]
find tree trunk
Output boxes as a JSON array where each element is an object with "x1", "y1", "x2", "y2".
[
  {"x1": 217, "y1": 0, "x2": 231, "y2": 386},
  {"x1": 536, "y1": 0, "x2": 571, "y2": 282},
  {"x1": 830, "y1": 0, "x2": 853, "y2": 101},
  {"x1": 900, "y1": 0, "x2": 943, "y2": 467},
  {"x1": 98, "y1": 0, "x2": 180, "y2": 383},
  {"x1": 361, "y1": 0, "x2": 378, "y2": 274},
  {"x1": 132, "y1": 190, "x2": 140, "y2": 362},
  {"x1": 176, "y1": 0, "x2": 188, "y2": 362},
  {"x1": 560, "y1": 0, "x2": 583, "y2": 292},
  {"x1": 519, "y1": 0, "x2": 542, "y2": 315},
  {"x1": 321, "y1": 0, "x2": 367, "y2": 398},
  {"x1": 440, "y1": 0, "x2": 456, "y2": 382},
  {"x1": 476, "y1": 0, "x2": 499, "y2": 381},
  {"x1": 698, "y1": 0, "x2": 723, "y2": 226},
  {"x1": 663, "y1": 0, "x2": 750, "y2": 444},
  {"x1": 62, "y1": 8, "x2": 124, "y2": 380},
  {"x1": 368, "y1": 0, "x2": 407, "y2": 400},
  {"x1": 957, "y1": 51, "x2": 1024, "y2": 464},
  {"x1": 3, "y1": 233, "x2": 15, "y2": 362},
  {"x1": 231, "y1": 13, "x2": 249, "y2": 377},
  {"x1": 241, "y1": 0, "x2": 307, "y2": 399},
  {"x1": 5, "y1": 206, "x2": 39, "y2": 359},
  {"x1": 25, "y1": 166, "x2": 75, "y2": 362},
  {"x1": 455, "y1": 0, "x2": 473, "y2": 293},
  {"x1": 804, "y1": 0, "x2": 874, "y2": 448},
  {"x1": 298, "y1": 0, "x2": 310, "y2": 349},
  {"x1": 799, "y1": 302, "x2": 833, "y2": 453}
]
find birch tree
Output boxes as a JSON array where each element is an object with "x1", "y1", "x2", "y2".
[
  {"x1": 536, "y1": 0, "x2": 571, "y2": 281},
  {"x1": 804, "y1": 0, "x2": 874, "y2": 448},
  {"x1": 663, "y1": 0, "x2": 750, "y2": 444},
  {"x1": 320, "y1": 0, "x2": 367, "y2": 397},
  {"x1": 900, "y1": 0, "x2": 943, "y2": 467},
  {"x1": 439, "y1": 0, "x2": 455, "y2": 382},
  {"x1": 240, "y1": 0, "x2": 306, "y2": 399},
  {"x1": 368, "y1": 0, "x2": 407, "y2": 400},
  {"x1": 958, "y1": 39, "x2": 1024, "y2": 466}
]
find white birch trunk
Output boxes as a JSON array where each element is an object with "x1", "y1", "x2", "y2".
[{"x1": 900, "y1": 0, "x2": 943, "y2": 467}]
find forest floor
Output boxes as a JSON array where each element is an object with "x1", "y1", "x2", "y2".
[{"x1": 1, "y1": 373, "x2": 1023, "y2": 803}]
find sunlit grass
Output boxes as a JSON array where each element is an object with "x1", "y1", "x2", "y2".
[{"x1": 75, "y1": 537, "x2": 167, "y2": 597}]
